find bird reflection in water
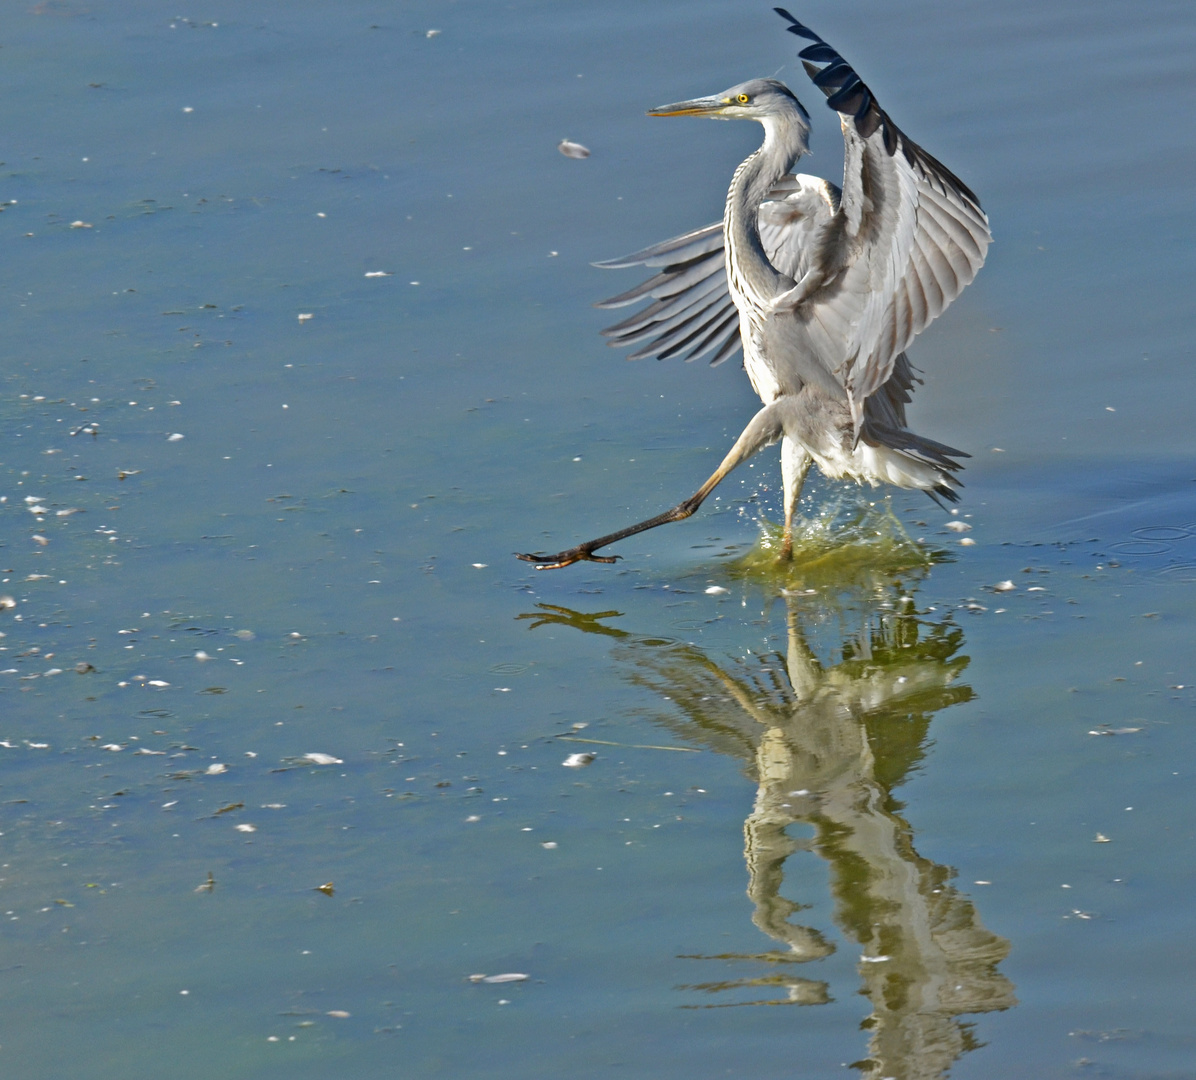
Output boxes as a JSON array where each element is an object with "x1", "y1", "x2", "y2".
[{"x1": 520, "y1": 549, "x2": 1015, "y2": 1078}]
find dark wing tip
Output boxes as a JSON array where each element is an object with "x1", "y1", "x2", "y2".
[
  {"x1": 782, "y1": 18, "x2": 905, "y2": 150},
  {"x1": 785, "y1": 16, "x2": 983, "y2": 216},
  {"x1": 774, "y1": 8, "x2": 820, "y2": 42}
]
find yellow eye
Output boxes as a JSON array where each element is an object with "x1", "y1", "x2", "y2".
[{"x1": 737, "y1": 94, "x2": 750, "y2": 104}]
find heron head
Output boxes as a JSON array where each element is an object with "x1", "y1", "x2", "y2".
[{"x1": 649, "y1": 78, "x2": 809, "y2": 126}]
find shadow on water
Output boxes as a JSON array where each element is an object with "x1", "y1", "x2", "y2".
[{"x1": 520, "y1": 529, "x2": 1016, "y2": 1079}]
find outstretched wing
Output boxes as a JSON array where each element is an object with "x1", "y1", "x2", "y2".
[
  {"x1": 774, "y1": 8, "x2": 991, "y2": 430},
  {"x1": 594, "y1": 222, "x2": 741, "y2": 365},
  {"x1": 595, "y1": 175, "x2": 839, "y2": 366}
]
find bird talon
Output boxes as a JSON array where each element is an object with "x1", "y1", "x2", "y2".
[
  {"x1": 579, "y1": 551, "x2": 620, "y2": 565},
  {"x1": 515, "y1": 547, "x2": 620, "y2": 570},
  {"x1": 515, "y1": 551, "x2": 559, "y2": 565}
]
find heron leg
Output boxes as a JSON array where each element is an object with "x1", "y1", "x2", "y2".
[
  {"x1": 517, "y1": 402, "x2": 786, "y2": 570},
  {"x1": 780, "y1": 437, "x2": 812, "y2": 560}
]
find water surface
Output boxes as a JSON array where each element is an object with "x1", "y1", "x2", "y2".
[{"x1": 1, "y1": 2, "x2": 1195, "y2": 1077}]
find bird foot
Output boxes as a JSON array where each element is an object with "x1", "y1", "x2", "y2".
[{"x1": 515, "y1": 546, "x2": 621, "y2": 570}]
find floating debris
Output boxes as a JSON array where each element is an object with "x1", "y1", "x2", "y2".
[
  {"x1": 562, "y1": 752, "x2": 595, "y2": 768},
  {"x1": 234, "y1": 823, "x2": 257, "y2": 833},
  {"x1": 364, "y1": 271, "x2": 392, "y2": 278},
  {"x1": 557, "y1": 139, "x2": 590, "y2": 159},
  {"x1": 75, "y1": 662, "x2": 95, "y2": 674},
  {"x1": 1088, "y1": 726, "x2": 1142, "y2": 736},
  {"x1": 944, "y1": 520, "x2": 972, "y2": 532},
  {"x1": 959, "y1": 537, "x2": 976, "y2": 546},
  {"x1": 327, "y1": 1010, "x2": 351, "y2": 1018},
  {"x1": 297, "y1": 313, "x2": 313, "y2": 322},
  {"x1": 303, "y1": 752, "x2": 343, "y2": 765},
  {"x1": 167, "y1": 433, "x2": 184, "y2": 442},
  {"x1": 70, "y1": 220, "x2": 93, "y2": 229},
  {"x1": 541, "y1": 841, "x2": 558, "y2": 849},
  {"x1": 481, "y1": 973, "x2": 528, "y2": 984},
  {"x1": 1094, "y1": 834, "x2": 1111, "y2": 843},
  {"x1": 195, "y1": 872, "x2": 216, "y2": 893},
  {"x1": 991, "y1": 580, "x2": 1016, "y2": 592},
  {"x1": 206, "y1": 762, "x2": 229, "y2": 775},
  {"x1": 425, "y1": 29, "x2": 441, "y2": 38},
  {"x1": 316, "y1": 882, "x2": 335, "y2": 896},
  {"x1": 213, "y1": 802, "x2": 244, "y2": 816},
  {"x1": 704, "y1": 586, "x2": 729, "y2": 595},
  {"x1": 0, "y1": 597, "x2": 15, "y2": 611}
]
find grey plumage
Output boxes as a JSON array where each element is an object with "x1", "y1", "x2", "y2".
[{"x1": 518, "y1": 12, "x2": 989, "y2": 569}]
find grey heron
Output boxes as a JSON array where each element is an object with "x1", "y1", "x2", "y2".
[{"x1": 518, "y1": 9, "x2": 990, "y2": 570}]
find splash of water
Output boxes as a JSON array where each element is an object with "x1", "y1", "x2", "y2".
[{"x1": 727, "y1": 494, "x2": 947, "y2": 592}]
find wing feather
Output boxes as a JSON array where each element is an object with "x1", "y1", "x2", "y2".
[
  {"x1": 600, "y1": 271, "x2": 728, "y2": 342},
  {"x1": 592, "y1": 222, "x2": 724, "y2": 270},
  {"x1": 595, "y1": 176, "x2": 837, "y2": 366},
  {"x1": 776, "y1": 10, "x2": 991, "y2": 430},
  {"x1": 628, "y1": 298, "x2": 738, "y2": 360},
  {"x1": 596, "y1": 15, "x2": 987, "y2": 404}
]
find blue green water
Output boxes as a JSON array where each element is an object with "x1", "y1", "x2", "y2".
[{"x1": 1, "y1": 1, "x2": 1195, "y2": 1077}]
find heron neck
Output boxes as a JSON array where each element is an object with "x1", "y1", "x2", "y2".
[{"x1": 725, "y1": 114, "x2": 807, "y2": 302}]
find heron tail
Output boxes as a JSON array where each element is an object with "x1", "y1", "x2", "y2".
[{"x1": 858, "y1": 419, "x2": 968, "y2": 504}]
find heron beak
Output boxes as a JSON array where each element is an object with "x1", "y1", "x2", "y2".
[{"x1": 648, "y1": 96, "x2": 728, "y2": 118}]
